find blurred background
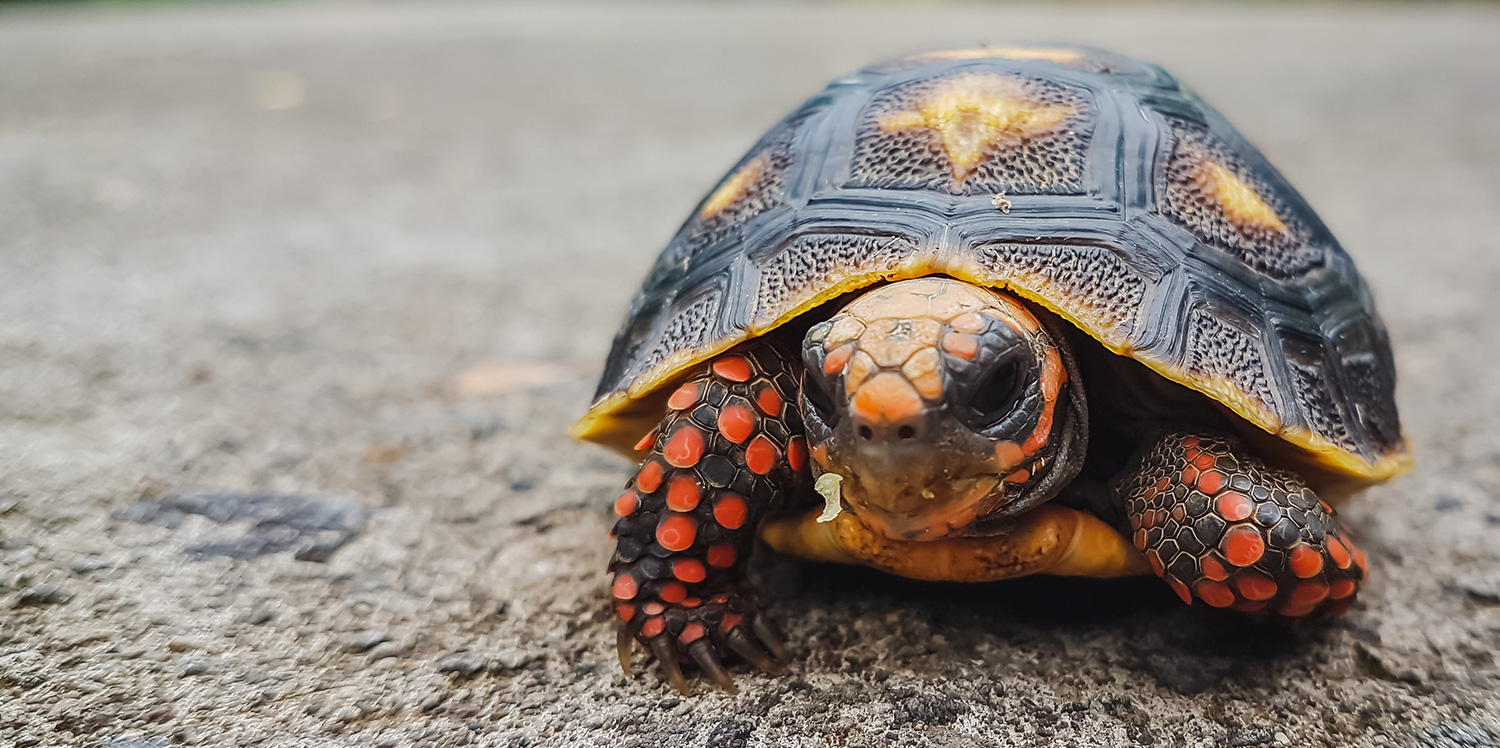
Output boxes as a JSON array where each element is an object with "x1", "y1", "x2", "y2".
[{"x1": 1, "y1": 2, "x2": 1498, "y2": 746}]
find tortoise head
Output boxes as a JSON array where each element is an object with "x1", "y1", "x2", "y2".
[{"x1": 799, "y1": 277, "x2": 1085, "y2": 541}]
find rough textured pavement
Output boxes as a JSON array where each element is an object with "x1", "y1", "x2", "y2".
[{"x1": 2, "y1": 2, "x2": 1499, "y2": 746}]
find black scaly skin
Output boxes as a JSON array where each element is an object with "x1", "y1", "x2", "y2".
[
  {"x1": 1112, "y1": 433, "x2": 1368, "y2": 617},
  {"x1": 608, "y1": 341, "x2": 809, "y2": 693}
]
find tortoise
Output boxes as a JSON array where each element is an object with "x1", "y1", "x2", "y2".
[{"x1": 573, "y1": 45, "x2": 1410, "y2": 693}]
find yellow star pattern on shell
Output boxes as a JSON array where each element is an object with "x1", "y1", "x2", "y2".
[
  {"x1": 1190, "y1": 155, "x2": 1288, "y2": 234},
  {"x1": 699, "y1": 154, "x2": 766, "y2": 219},
  {"x1": 877, "y1": 73, "x2": 1078, "y2": 182}
]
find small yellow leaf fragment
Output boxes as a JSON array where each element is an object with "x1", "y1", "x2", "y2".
[{"x1": 814, "y1": 473, "x2": 844, "y2": 523}]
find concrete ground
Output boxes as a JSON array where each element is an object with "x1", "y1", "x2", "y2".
[{"x1": 2, "y1": 2, "x2": 1498, "y2": 746}]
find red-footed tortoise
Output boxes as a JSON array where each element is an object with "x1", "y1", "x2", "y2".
[{"x1": 573, "y1": 46, "x2": 1410, "y2": 693}]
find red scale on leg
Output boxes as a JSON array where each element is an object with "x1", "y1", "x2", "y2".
[
  {"x1": 754, "y1": 385, "x2": 782, "y2": 417},
  {"x1": 615, "y1": 490, "x2": 639, "y2": 517},
  {"x1": 1234, "y1": 572, "x2": 1278, "y2": 601},
  {"x1": 1196, "y1": 470, "x2": 1224, "y2": 494},
  {"x1": 607, "y1": 343, "x2": 804, "y2": 692},
  {"x1": 1222, "y1": 525, "x2": 1266, "y2": 567},
  {"x1": 1327, "y1": 536, "x2": 1353, "y2": 570},
  {"x1": 666, "y1": 474, "x2": 702, "y2": 512},
  {"x1": 657, "y1": 514, "x2": 698, "y2": 552},
  {"x1": 1194, "y1": 580, "x2": 1235, "y2": 608},
  {"x1": 787, "y1": 437, "x2": 808, "y2": 472},
  {"x1": 668, "y1": 382, "x2": 702, "y2": 411},
  {"x1": 713, "y1": 494, "x2": 749, "y2": 530},
  {"x1": 745, "y1": 436, "x2": 779, "y2": 475},
  {"x1": 672, "y1": 559, "x2": 706, "y2": 583},
  {"x1": 706, "y1": 545, "x2": 736, "y2": 568},
  {"x1": 664, "y1": 426, "x2": 706, "y2": 469},
  {"x1": 717, "y1": 404, "x2": 757, "y2": 444},
  {"x1": 1216, "y1": 492, "x2": 1253, "y2": 522},
  {"x1": 712, "y1": 356, "x2": 753, "y2": 383},
  {"x1": 636, "y1": 460, "x2": 665, "y2": 494},
  {"x1": 1288, "y1": 544, "x2": 1323, "y2": 578},
  {"x1": 1201, "y1": 556, "x2": 1230, "y2": 582}
]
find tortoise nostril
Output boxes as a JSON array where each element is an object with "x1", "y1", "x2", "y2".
[
  {"x1": 858, "y1": 425, "x2": 874, "y2": 440},
  {"x1": 897, "y1": 425, "x2": 916, "y2": 440}
]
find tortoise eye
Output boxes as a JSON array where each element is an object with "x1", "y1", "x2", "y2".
[
  {"x1": 801, "y1": 372, "x2": 841, "y2": 427},
  {"x1": 966, "y1": 359, "x2": 1023, "y2": 430}
]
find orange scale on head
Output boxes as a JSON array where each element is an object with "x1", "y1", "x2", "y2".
[
  {"x1": 641, "y1": 617, "x2": 665, "y2": 638},
  {"x1": 706, "y1": 544, "x2": 736, "y2": 568},
  {"x1": 717, "y1": 404, "x2": 756, "y2": 444},
  {"x1": 712, "y1": 356, "x2": 753, "y2": 383},
  {"x1": 1005, "y1": 469, "x2": 1030, "y2": 484},
  {"x1": 745, "y1": 435, "x2": 779, "y2": 475},
  {"x1": 823, "y1": 345, "x2": 854, "y2": 375},
  {"x1": 950, "y1": 312, "x2": 987, "y2": 334},
  {"x1": 995, "y1": 441, "x2": 1025, "y2": 470},
  {"x1": 941, "y1": 332, "x2": 979, "y2": 361},
  {"x1": 713, "y1": 493, "x2": 749, "y2": 530},
  {"x1": 663, "y1": 426, "x2": 705, "y2": 469},
  {"x1": 1194, "y1": 580, "x2": 1235, "y2": 608},
  {"x1": 1222, "y1": 526, "x2": 1266, "y2": 566},
  {"x1": 666, "y1": 474, "x2": 702, "y2": 512}
]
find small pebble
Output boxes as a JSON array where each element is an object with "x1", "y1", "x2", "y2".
[
  {"x1": 347, "y1": 630, "x2": 388, "y2": 653},
  {"x1": 437, "y1": 651, "x2": 487, "y2": 677},
  {"x1": 16, "y1": 586, "x2": 70, "y2": 607},
  {"x1": 246, "y1": 606, "x2": 275, "y2": 625},
  {"x1": 167, "y1": 639, "x2": 202, "y2": 653},
  {"x1": 333, "y1": 706, "x2": 361, "y2": 723},
  {"x1": 72, "y1": 555, "x2": 113, "y2": 574},
  {"x1": 179, "y1": 660, "x2": 211, "y2": 677},
  {"x1": 366, "y1": 641, "x2": 406, "y2": 661}
]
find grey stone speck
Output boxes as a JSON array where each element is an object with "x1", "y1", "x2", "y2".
[
  {"x1": 436, "y1": 651, "x2": 487, "y2": 677},
  {"x1": 15, "y1": 585, "x2": 71, "y2": 607}
]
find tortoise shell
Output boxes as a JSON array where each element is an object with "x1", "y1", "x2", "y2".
[{"x1": 574, "y1": 46, "x2": 1410, "y2": 482}]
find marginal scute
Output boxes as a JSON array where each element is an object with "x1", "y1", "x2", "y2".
[
  {"x1": 1182, "y1": 308, "x2": 1277, "y2": 422},
  {"x1": 751, "y1": 233, "x2": 919, "y2": 329},
  {"x1": 1161, "y1": 120, "x2": 1322, "y2": 279},
  {"x1": 848, "y1": 72, "x2": 1093, "y2": 194},
  {"x1": 968, "y1": 243, "x2": 1147, "y2": 338}
]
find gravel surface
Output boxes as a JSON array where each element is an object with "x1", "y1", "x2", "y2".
[{"x1": 2, "y1": 2, "x2": 1499, "y2": 746}]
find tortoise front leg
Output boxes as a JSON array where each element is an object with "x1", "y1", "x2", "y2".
[
  {"x1": 1112, "y1": 433, "x2": 1368, "y2": 617},
  {"x1": 608, "y1": 342, "x2": 808, "y2": 693}
]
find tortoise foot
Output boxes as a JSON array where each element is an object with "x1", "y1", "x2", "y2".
[
  {"x1": 606, "y1": 342, "x2": 807, "y2": 693},
  {"x1": 1113, "y1": 433, "x2": 1368, "y2": 618}
]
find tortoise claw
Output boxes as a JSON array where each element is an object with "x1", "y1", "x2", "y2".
[
  {"x1": 751, "y1": 615, "x2": 787, "y2": 662},
  {"x1": 687, "y1": 640, "x2": 738, "y2": 694},
  {"x1": 649, "y1": 635, "x2": 691, "y2": 695},
  {"x1": 617, "y1": 625, "x2": 635, "y2": 674},
  {"x1": 726, "y1": 627, "x2": 781, "y2": 675}
]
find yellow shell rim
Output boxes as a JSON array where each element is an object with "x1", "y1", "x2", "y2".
[{"x1": 571, "y1": 267, "x2": 1413, "y2": 484}]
